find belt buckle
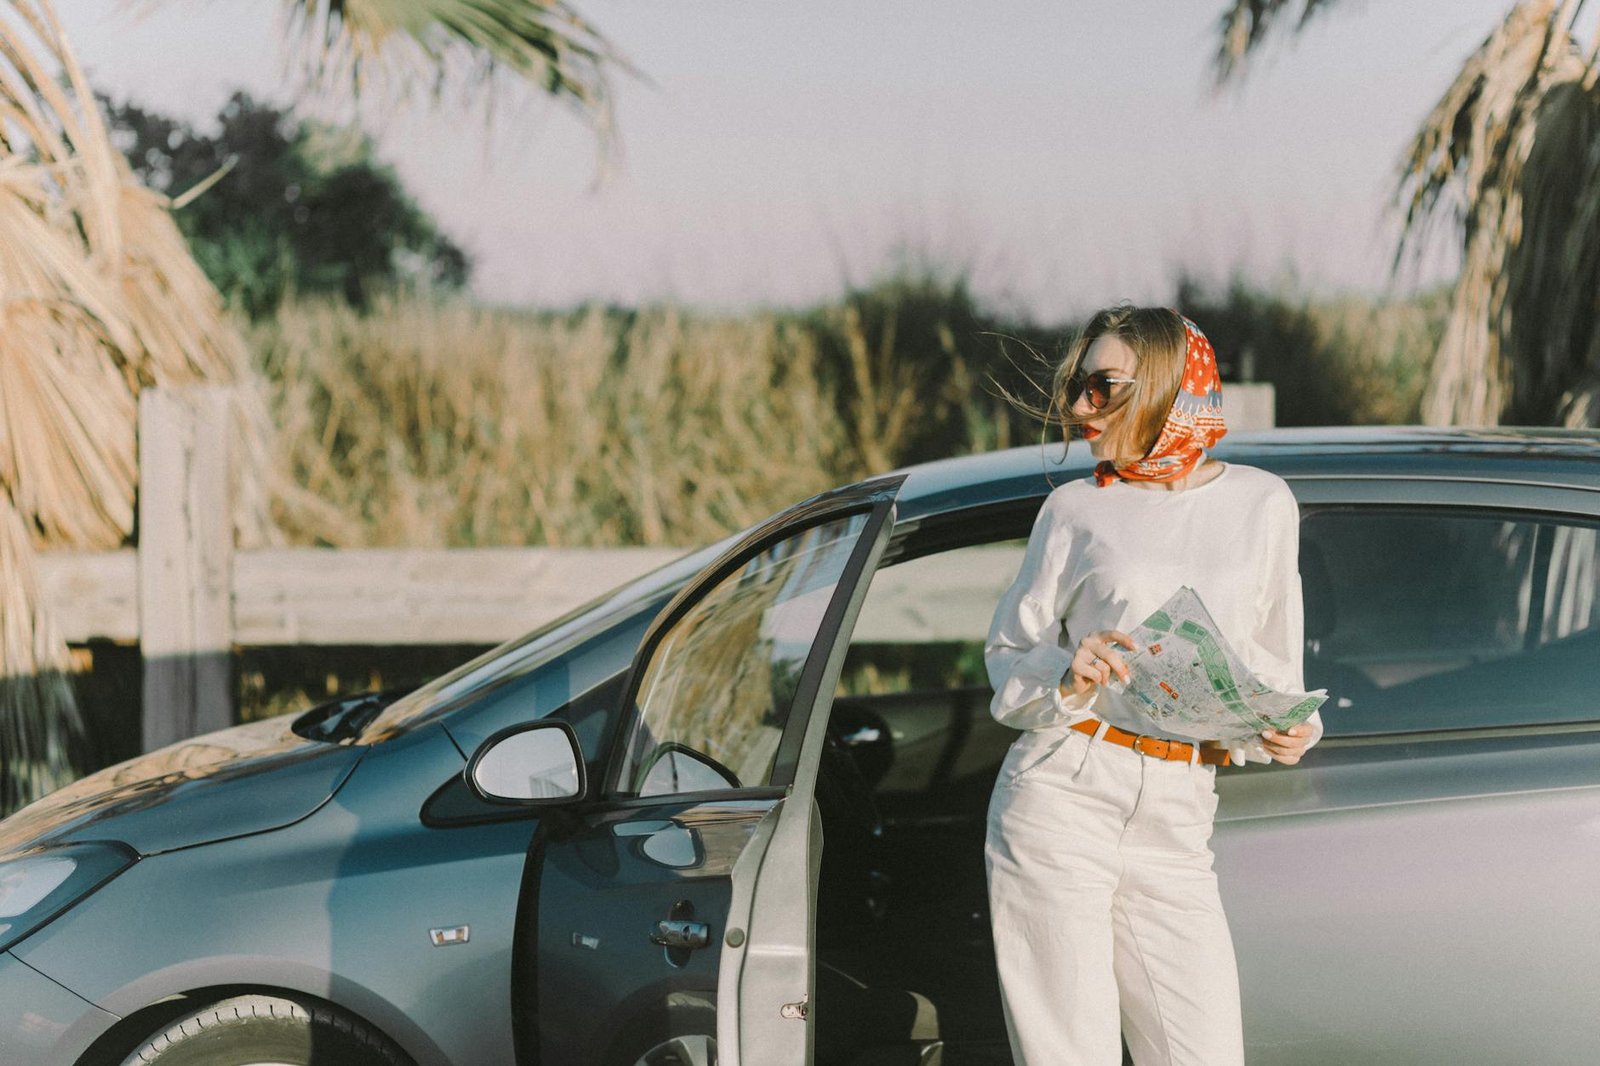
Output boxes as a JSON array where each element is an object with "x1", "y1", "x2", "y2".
[{"x1": 1130, "y1": 733, "x2": 1170, "y2": 759}]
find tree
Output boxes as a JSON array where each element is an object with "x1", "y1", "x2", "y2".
[
  {"x1": 1214, "y1": 0, "x2": 1600, "y2": 428},
  {"x1": 0, "y1": 0, "x2": 624, "y2": 814},
  {"x1": 107, "y1": 92, "x2": 471, "y2": 317}
]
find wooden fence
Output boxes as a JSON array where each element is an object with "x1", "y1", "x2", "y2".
[{"x1": 38, "y1": 384, "x2": 1275, "y2": 751}]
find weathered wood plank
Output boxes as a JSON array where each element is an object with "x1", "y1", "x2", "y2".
[
  {"x1": 231, "y1": 547, "x2": 688, "y2": 645},
  {"x1": 34, "y1": 550, "x2": 139, "y2": 642},
  {"x1": 39, "y1": 543, "x2": 1023, "y2": 647},
  {"x1": 1223, "y1": 382, "x2": 1275, "y2": 431},
  {"x1": 138, "y1": 388, "x2": 235, "y2": 750}
]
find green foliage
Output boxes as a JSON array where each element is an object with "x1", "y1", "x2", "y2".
[
  {"x1": 104, "y1": 92, "x2": 470, "y2": 318},
  {"x1": 1175, "y1": 275, "x2": 1446, "y2": 426},
  {"x1": 804, "y1": 271, "x2": 1052, "y2": 470}
]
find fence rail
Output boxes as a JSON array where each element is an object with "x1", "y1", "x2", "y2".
[{"x1": 36, "y1": 546, "x2": 687, "y2": 646}]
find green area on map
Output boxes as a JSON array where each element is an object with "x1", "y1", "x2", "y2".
[
  {"x1": 1144, "y1": 610, "x2": 1173, "y2": 634},
  {"x1": 1175, "y1": 620, "x2": 1272, "y2": 730}
]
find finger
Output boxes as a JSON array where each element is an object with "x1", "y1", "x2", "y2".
[
  {"x1": 1102, "y1": 630, "x2": 1140, "y2": 652},
  {"x1": 1084, "y1": 638, "x2": 1131, "y2": 682},
  {"x1": 1076, "y1": 651, "x2": 1111, "y2": 688},
  {"x1": 1086, "y1": 649, "x2": 1126, "y2": 682}
]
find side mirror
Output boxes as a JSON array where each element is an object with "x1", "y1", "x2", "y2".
[{"x1": 467, "y1": 721, "x2": 587, "y2": 805}]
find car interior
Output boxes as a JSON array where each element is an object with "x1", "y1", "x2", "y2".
[{"x1": 807, "y1": 509, "x2": 1038, "y2": 1066}]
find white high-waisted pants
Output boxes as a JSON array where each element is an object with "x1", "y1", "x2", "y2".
[{"x1": 984, "y1": 723, "x2": 1243, "y2": 1066}]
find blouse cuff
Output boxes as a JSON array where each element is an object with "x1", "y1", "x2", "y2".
[{"x1": 990, "y1": 644, "x2": 1098, "y2": 731}]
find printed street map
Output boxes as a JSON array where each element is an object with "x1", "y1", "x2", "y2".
[{"x1": 1105, "y1": 586, "x2": 1327, "y2": 742}]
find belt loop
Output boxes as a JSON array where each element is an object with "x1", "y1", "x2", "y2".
[
  {"x1": 1189, "y1": 743, "x2": 1200, "y2": 766},
  {"x1": 1092, "y1": 718, "x2": 1110, "y2": 741}
]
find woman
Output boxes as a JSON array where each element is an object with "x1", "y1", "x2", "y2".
[{"x1": 983, "y1": 305, "x2": 1321, "y2": 1066}]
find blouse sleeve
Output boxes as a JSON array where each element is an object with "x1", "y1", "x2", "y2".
[
  {"x1": 984, "y1": 496, "x2": 1099, "y2": 731},
  {"x1": 1226, "y1": 483, "x2": 1326, "y2": 766}
]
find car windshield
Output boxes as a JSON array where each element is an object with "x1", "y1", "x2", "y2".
[{"x1": 354, "y1": 535, "x2": 736, "y2": 743}]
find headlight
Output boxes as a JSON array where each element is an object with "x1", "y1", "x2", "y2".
[{"x1": 0, "y1": 842, "x2": 136, "y2": 952}]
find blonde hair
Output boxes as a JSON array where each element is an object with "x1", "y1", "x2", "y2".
[{"x1": 1048, "y1": 304, "x2": 1188, "y2": 457}]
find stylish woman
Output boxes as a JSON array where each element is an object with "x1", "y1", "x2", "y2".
[{"x1": 983, "y1": 305, "x2": 1321, "y2": 1065}]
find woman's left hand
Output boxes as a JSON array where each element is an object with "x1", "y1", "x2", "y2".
[{"x1": 1260, "y1": 723, "x2": 1315, "y2": 765}]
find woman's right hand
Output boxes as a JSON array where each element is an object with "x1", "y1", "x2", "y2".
[{"x1": 1059, "y1": 630, "x2": 1138, "y2": 699}]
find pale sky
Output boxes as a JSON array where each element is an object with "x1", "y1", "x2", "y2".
[{"x1": 56, "y1": 0, "x2": 1518, "y2": 322}]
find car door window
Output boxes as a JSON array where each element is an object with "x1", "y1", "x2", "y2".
[
  {"x1": 615, "y1": 511, "x2": 871, "y2": 796},
  {"x1": 1302, "y1": 508, "x2": 1600, "y2": 734}
]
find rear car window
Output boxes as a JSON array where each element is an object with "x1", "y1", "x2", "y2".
[{"x1": 1301, "y1": 508, "x2": 1600, "y2": 734}]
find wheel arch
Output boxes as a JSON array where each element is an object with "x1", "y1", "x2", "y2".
[{"x1": 74, "y1": 982, "x2": 442, "y2": 1066}]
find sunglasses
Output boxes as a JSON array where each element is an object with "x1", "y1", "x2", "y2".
[{"x1": 1066, "y1": 369, "x2": 1137, "y2": 410}]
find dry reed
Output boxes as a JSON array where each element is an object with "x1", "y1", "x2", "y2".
[{"x1": 253, "y1": 296, "x2": 856, "y2": 549}]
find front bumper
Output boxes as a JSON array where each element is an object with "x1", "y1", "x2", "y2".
[{"x1": 0, "y1": 950, "x2": 118, "y2": 1065}]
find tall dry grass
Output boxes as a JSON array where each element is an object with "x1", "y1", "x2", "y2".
[
  {"x1": 251, "y1": 281, "x2": 1445, "y2": 552},
  {"x1": 253, "y1": 296, "x2": 858, "y2": 548}
]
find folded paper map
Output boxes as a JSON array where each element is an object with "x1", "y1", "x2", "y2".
[{"x1": 1103, "y1": 586, "x2": 1327, "y2": 742}]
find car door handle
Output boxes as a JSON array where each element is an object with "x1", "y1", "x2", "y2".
[{"x1": 650, "y1": 919, "x2": 710, "y2": 949}]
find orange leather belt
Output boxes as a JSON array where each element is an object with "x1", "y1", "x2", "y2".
[{"x1": 1071, "y1": 717, "x2": 1232, "y2": 767}]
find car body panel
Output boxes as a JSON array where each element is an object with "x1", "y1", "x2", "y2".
[
  {"x1": 12, "y1": 723, "x2": 529, "y2": 1066},
  {"x1": 534, "y1": 795, "x2": 780, "y2": 1064},
  {"x1": 0, "y1": 715, "x2": 364, "y2": 857},
  {"x1": 891, "y1": 428, "x2": 1600, "y2": 523},
  {"x1": 1217, "y1": 780, "x2": 1600, "y2": 1065},
  {"x1": 0, "y1": 950, "x2": 118, "y2": 1066}
]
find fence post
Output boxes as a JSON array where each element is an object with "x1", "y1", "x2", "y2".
[{"x1": 138, "y1": 387, "x2": 235, "y2": 751}]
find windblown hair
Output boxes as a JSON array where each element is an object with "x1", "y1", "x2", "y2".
[{"x1": 1006, "y1": 304, "x2": 1188, "y2": 458}]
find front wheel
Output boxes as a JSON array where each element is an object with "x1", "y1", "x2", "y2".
[{"x1": 119, "y1": 994, "x2": 412, "y2": 1066}]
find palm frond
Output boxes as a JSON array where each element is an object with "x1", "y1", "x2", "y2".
[
  {"x1": 282, "y1": 0, "x2": 627, "y2": 147},
  {"x1": 2, "y1": 0, "x2": 276, "y2": 811},
  {"x1": 1213, "y1": 0, "x2": 1344, "y2": 85},
  {"x1": 1392, "y1": 0, "x2": 1595, "y2": 425}
]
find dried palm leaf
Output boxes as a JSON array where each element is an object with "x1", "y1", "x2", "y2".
[
  {"x1": 1213, "y1": 0, "x2": 1344, "y2": 85},
  {"x1": 1394, "y1": 1, "x2": 1593, "y2": 425},
  {"x1": 1, "y1": 0, "x2": 275, "y2": 811},
  {"x1": 272, "y1": 0, "x2": 628, "y2": 153},
  {"x1": 1215, "y1": 0, "x2": 1600, "y2": 427}
]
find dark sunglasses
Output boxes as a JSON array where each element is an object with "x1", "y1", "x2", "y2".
[{"x1": 1066, "y1": 369, "x2": 1137, "y2": 410}]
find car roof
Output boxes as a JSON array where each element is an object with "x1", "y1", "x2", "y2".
[{"x1": 890, "y1": 425, "x2": 1600, "y2": 522}]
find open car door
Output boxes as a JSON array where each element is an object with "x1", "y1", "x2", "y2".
[{"x1": 530, "y1": 476, "x2": 903, "y2": 1066}]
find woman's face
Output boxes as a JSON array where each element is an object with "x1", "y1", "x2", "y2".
[{"x1": 1073, "y1": 333, "x2": 1140, "y2": 461}]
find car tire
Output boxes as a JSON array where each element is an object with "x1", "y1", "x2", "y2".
[{"x1": 118, "y1": 993, "x2": 412, "y2": 1066}]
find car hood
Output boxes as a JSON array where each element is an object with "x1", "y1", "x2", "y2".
[{"x1": 0, "y1": 715, "x2": 365, "y2": 857}]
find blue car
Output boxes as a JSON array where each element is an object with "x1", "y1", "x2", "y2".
[{"x1": 3, "y1": 427, "x2": 1598, "y2": 1066}]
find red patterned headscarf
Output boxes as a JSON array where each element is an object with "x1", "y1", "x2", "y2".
[{"x1": 1093, "y1": 313, "x2": 1227, "y2": 487}]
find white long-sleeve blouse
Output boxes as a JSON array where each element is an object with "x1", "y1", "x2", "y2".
[{"x1": 984, "y1": 461, "x2": 1324, "y2": 765}]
